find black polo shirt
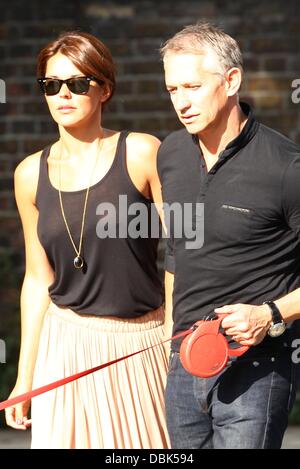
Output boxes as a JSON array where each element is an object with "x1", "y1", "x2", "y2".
[{"x1": 158, "y1": 103, "x2": 300, "y2": 353}]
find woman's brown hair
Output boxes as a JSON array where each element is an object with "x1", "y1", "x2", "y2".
[{"x1": 37, "y1": 31, "x2": 116, "y2": 105}]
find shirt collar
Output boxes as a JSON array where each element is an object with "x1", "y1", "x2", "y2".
[{"x1": 191, "y1": 102, "x2": 259, "y2": 157}]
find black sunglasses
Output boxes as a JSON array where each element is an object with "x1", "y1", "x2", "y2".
[{"x1": 37, "y1": 76, "x2": 101, "y2": 96}]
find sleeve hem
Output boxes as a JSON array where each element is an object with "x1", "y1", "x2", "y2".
[{"x1": 164, "y1": 254, "x2": 175, "y2": 273}]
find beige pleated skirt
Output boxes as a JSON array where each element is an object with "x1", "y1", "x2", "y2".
[{"x1": 31, "y1": 301, "x2": 170, "y2": 449}]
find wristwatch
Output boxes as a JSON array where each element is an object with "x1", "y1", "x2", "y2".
[{"x1": 263, "y1": 301, "x2": 286, "y2": 338}]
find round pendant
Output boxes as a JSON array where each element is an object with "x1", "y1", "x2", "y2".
[{"x1": 74, "y1": 255, "x2": 84, "y2": 269}]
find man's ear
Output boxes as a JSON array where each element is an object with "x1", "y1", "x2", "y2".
[{"x1": 224, "y1": 67, "x2": 242, "y2": 96}]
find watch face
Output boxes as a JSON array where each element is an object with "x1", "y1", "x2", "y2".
[{"x1": 268, "y1": 322, "x2": 286, "y2": 338}]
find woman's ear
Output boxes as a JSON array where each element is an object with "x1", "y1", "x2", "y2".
[
  {"x1": 100, "y1": 84, "x2": 112, "y2": 104},
  {"x1": 224, "y1": 67, "x2": 243, "y2": 96}
]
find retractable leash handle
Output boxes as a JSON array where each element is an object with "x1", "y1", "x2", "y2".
[
  {"x1": 217, "y1": 313, "x2": 249, "y2": 358},
  {"x1": 180, "y1": 313, "x2": 249, "y2": 378}
]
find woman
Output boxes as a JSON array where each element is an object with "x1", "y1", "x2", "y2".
[{"x1": 5, "y1": 31, "x2": 170, "y2": 449}]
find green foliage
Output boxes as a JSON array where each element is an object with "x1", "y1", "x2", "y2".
[{"x1": 0, "y1": 250, "x2": 22, "y2": 427}]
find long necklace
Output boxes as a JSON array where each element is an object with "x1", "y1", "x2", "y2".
[{"x1": 58, "y1": 134, "x2": 104, "y2": 269}]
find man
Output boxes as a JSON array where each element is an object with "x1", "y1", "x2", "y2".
[{"x1": 157, "y1": 21, "x2": 300, "y2": 449}]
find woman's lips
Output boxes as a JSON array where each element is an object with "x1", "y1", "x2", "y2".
[{"x1": 57, "y1": 106, "x2": 76, "y2": 113}]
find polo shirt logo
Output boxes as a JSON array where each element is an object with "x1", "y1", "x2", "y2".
[{"x1": 222, "y1": 204, "x2": 251, "y2": 214}]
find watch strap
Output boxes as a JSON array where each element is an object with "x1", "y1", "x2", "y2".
[{"x1": 263, "y1": 301, "x2": 284, "y2": 324}]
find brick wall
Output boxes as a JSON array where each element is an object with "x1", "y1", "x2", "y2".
[{"x1": 0, "y1": 0, "x2": 300, "y2": 287}]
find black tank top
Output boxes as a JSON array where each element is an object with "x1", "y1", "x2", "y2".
[{"x1": 36, "y1": 131, "x2": 162, "y2": 317}]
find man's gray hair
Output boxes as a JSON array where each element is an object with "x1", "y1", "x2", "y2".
[{"x1": 160, "y1": 22, "x2": 243, "y2": 75}]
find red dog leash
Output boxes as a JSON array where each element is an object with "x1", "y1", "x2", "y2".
[
  {"x1": 0, "y1": 330, "x2": 190, "y2": 411},
  {"x1": 0, "y1": 313, "x2": 249, "y2": 411}
]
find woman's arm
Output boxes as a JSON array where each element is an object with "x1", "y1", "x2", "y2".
[
  {"x1": 126, "y1": 133, "x2": 175, "y2": 357},
  {"x1": 5, "y1": 153, "x2": 54, "y2": 430},
  {"x1": 126, "y1": 132, "x2": 162, "y2": 209}
]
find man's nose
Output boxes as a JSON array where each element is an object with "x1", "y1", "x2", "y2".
[{"x1": 175, "y1": 90, "x2": 190, "y2": 111}]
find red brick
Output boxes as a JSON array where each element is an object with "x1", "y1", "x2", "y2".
[
  {"x1": 247, "y1": 77, "x2": 293, "y2": 93},
  {"x1": 263, "y1": 58, "x2": 287, "y2": 72},
  {"x1": 251, "y1": 37, "x2": 300, "y2": 53}
]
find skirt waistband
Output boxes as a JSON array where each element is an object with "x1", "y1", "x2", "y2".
[{"x1": 46, "y1": 301, "x2": 164, "y2": 333}]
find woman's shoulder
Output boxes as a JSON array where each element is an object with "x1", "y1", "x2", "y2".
[
  {"x1": 126, "y1": 132, "x2": 161, "y2": 166},
  {"x1": 14, "y1": 148, "x2": 48, "y2": 203},
  {"x1": 127, "y1": 131, "x2": 161, "y2": 150},
  {"x1": 14, "y1": 149, "x2": 43, "y2": 183}
]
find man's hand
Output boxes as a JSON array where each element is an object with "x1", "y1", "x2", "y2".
[{"x1": 215, "y1": 303, "x2": 273, "y2": 346}]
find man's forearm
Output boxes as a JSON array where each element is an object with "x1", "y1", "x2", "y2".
[{"x1": 274, "y1": 287, "x2": 300, "y2": 322}]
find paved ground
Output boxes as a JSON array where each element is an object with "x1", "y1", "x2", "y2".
[{"x1": 0, "y1": 426, "x2": 299, "y2": 449}]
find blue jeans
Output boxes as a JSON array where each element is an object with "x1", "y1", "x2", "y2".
[{"x1": 165, "y1": 351, "x2": 297, "y2": 449}]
